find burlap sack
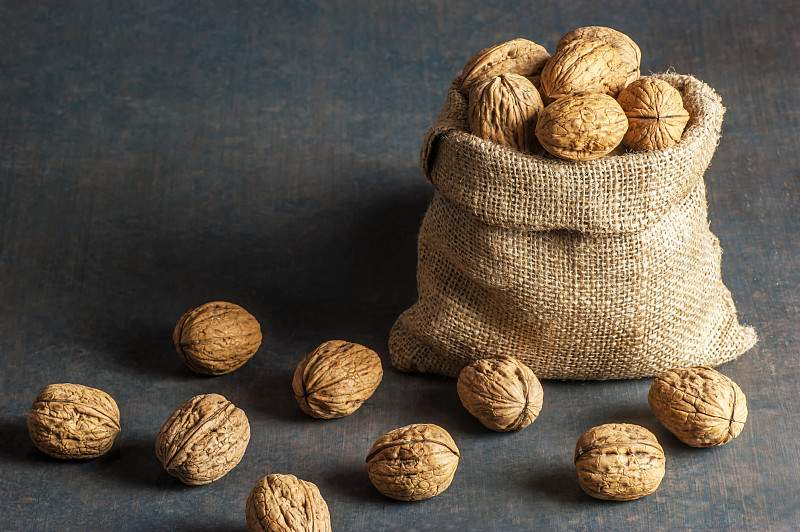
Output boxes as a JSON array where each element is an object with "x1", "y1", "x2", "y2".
[{"x1": 389, "y1": 72, "x2": 757, "y2": 380}]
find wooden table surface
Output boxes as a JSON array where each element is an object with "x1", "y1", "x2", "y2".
[{"x1": 1, "y1": 1, "x2": 798, "y2": 530}]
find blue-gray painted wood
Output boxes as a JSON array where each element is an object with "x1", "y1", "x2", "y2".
[{"x1": 1, "y1": 1, "x2": 798, "y2": 530}]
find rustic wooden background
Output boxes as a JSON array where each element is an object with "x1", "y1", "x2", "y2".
[{"x1": 1, "y1": 1, "x2": 798, "y2": 530}]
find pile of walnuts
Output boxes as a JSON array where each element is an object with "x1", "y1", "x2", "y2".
[{"x1": 461, "y1": 27, "x2": 690, "y2": 161}]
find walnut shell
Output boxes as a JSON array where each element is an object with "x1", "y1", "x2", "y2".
[
  {"x1": 457, "y1": 355, "x2": 543, "y2": 432},
  {"x1": 540, "y1": 38, "x2": 628, "y2": 101},
  {"x1": 535, "y1": 92, "x2": 627, "y2": 161},
  {"x1": 173, "y1": 301, "x2": 262, "y2": 376},
  {"x1": 245, "y1": 473, "x2": 331, "y2": 532},
  {"x1": 460, "y1": 38, "x2": 551, "y2": 94},
  {"x1": 648, "y1": 366, "x2": 748, "y2": 447},
  {"x1": 574, "y1": 423, "x2": 665, "y2": 501},
  {"x1": 27, "y1": 383, "x2": 121, "y2": 459},
  {"x1": 618, "y1": 77, "x2": 690, "y2": 151},
  {"x1": 293, "y1": 340, "x2": 383, "y2": 419},
  {"x1": 557, "y1": 26, "x2": 641, "y2": 86},
  {"x1": 155, "y1": 393, "x2": 250, "y2": 485},
  {"x1": 365, "y1": 423, "x2": 460, "y2": 501},
  {"x1": 468, "y1": 74, "x2": 544, "y2": 153}
]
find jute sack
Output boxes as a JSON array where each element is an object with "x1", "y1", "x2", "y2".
[{"x1": 389, "y1": 72, "x2": 757, "y2": 380}]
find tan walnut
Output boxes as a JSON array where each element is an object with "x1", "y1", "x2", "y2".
[
  {"x1": 457, "y1": 355, "x2": 543, "y2": 432},
  {"x1": 468, "y1": 74, "x2": 544, "y2": 154},
  {"x1": 173, "y1": 301, "x2": 262, "y2": 375},
  {"x1": 293, "y1": 340, "x2": 383, "y2": 419},
  {"x1": 617, "y1": 77, "x2": 690, "y2": 151},
  {"x1": 648, "y1": 366, "x2": 748, "y2": 447},
  {"x1": 557, "y1": 26, "x2": 641, "y2": 86},
  {"x1": 155, "y1": 393, "x2": 250, "y2": 485},
  {"x1": 535, "y1": 92, "x2": 627, "y2": 161},
  {"x1": 365, "y1": 423, "x2": 459, "y2": 501},
  {"x1": 245, "y1": 473, "x2": 331, "y2": 532},
  {"x1": 540, "y1": 37, "x2": 628, "y2": 101},
  {"x1": 27, "y1": 383, "x2": 120, "y2": 459},
  {"x1": 460, "y1": 38, "x2": 550, "y2": 94},
  {"x1": 574, "y1": 423, "x2": 666, "y2": 501}
]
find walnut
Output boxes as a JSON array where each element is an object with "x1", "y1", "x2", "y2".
[
  {"x1": 535, "y1": 92, "x2": 627, "y2": 161},
  {"x1": 574, "y1": 423, "x2": 666, "y2": 501},
  {"x1": 617, "y1": 77, "x2": 690, "y2": 151},
  {"x1": 467, "y1": 74, "x2": 544, "y2": 154},
  {"x1": 173, "y1": 301, "x2": 262, "y2": 375},
  {"x1": 457, "y1": 355, "x2": 543, "y2": 432},
  {"x1": 27, "y1": 383, "x2": 120, "y2": 459},
  {"x1": 557, "y1": 26, "x2": 641, "y2": 86},
  {"x1": 155, "y1": 393, "x2": 250, "y2": 485},
  {"x1": 540, "y1": 38, "x2": 628, "y2": 101},
  {"x1": 292, "y1": 340, "x2": 383, "y2": 419},
  {"x1": 648, "y1": 366, "x2": 748, "y2": 447},
  {"x1": 245, "y1": 473, "x2": 331, "y2": 532},
  {"x1": 365, "y1": 423, "x2": 460, "y2": 501},
  {"x1": 460, "y1": 38, "x2": 551, "y2": 94}
]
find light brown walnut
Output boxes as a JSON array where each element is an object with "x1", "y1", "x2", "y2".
[
  {"x1": 27, "y1": 383, "x2": 120, "y2": 459},
  {"x1": 293, "y1": 340, "x2": 383, "y2": 419},
  {"x1": 540, "y1": 38, "x2": 628, "y2": 101},
  {"x1": 557, "y1": 26, "x2": 641, "y2": 86},
  {"x1": 468, "y1": 74, "x2": 544, "y2": 153},
  {"x1": 245, "y1": 473, "x2": 331, "y2": 532},
  {"x1": 618, "y1": 77, "x2": 690, "y2": 151},
  {"x1": 173, "y1": 301, "x2": 262, "y2": 375},
  {"x1": 460, "y1": 38, "x2": 550, "y2": 94},
  {"x1": 648, "y1": 366, "x2": 747, "y2": 447},
  {"x1": 365, "y1": 423, "x2": 459, "y2": 501},
  {"x1": 574, "y1": 423, "x2": 665, "y2": 501},
  {"x1": 457, "y1": 355, "x2": 543, "y2": 432},
  {"x1": 535, "y1": 92, "x2": 627, "y2": 161},
  {"x1": 155, "y1": 393, "x2": 250, "y2": 485}
]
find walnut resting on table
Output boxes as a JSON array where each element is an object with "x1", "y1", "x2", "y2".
[
  {"x1": 245, "y1": 473, "x2": 331, "y2": 532},
  {"x1": 27, "y1": 383, "x2": 121, "y2": 459}
]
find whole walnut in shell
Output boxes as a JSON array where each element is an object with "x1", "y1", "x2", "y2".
[
  {"x1": 460, "y1": 38, "x2": 550, "y2": 94},
  {"x1": 366, "y1": 423, "x2": 460, "y2": 501},
  {"x1": 27, "y1": 383, "x2": 120, "y2": 459},
  {"x1": 293, "y1": 340, "x2": 383, "y2": 419},
  {"x1": 245, "y1": 473, "x2": 331, "y2": 532},
  {"x1": 173, "y1": 301, "x2": 262, "y2": 376},
  {"x1": 557, "y1": 26, "x2": 641, "y2": 86},
  {"x1": 617, "y1": 77, "x2": 690, "y2": 151},
  {"x1": 648, "y1": 366, "x2": 747, "y2": 447},
  {"x1": 535, "y1": 92, "x2": 627, "y2": 161},
  {"x1": 457, "y1": 355, "x2": 543, "y2": 432},
  {"x1": 574, "y1": 423, "x2": 665, "y2": 501},
  {"x1": 540, "y1": 37, "x2": 628, "y2": 101},
  {"x1": 155, "y1": 393, "x2": 250, "y2": 485},
  {"x1": 468, "y1": 73, "x2": 544, "y2": 154}
]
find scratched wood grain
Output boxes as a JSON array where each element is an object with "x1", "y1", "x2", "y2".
[{"x1": 1, "y1": 1, "x2": 798, "y2": 530}]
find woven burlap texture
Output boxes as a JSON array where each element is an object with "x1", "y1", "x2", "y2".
[{"x1": 389, "y1": 73, "x2": 757, "y2": 380}]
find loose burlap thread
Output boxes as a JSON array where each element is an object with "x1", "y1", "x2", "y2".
[{"x1": 389, "y1": 73, "x2": 757, "y2": 380}]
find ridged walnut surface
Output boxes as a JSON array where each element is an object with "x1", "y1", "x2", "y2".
[
  {"x1": 293, "y1": 340, "x2": 383, "y2": 419},
  {"x1": 557, "y1": 26, "x2": 641, "y2": 86},
  {"x1": 648, "y1": 366, "x2": 747, "y2": 447},
  {"x1": 574, "y1": 423, "x2": 665, "y2": 501},
  {"x1": 460, "y1": 38, "x2": 550, "y2": 94},
  {"x1": 535, "y1": 92, "x2": 627, "y2": 161},
  {"x1": 468, "y1": 74, "x2": 544, "y2": 154},
  {"x1": 457, "y1": 355, "x2": 543, "y2": 432},
  {"x1": 27, "y1": 383, "x2": 121, "y2": 459},
  {"x1": 618, "y1": 77, "x2": 691, "y2": 151},
  {"x1": 245, "y1": 473, "x2": 331, "y2": 532},
  {"x1": 155, "y1": 393, "x2": 250, "y2": 485},
  {"x1": 173, "y1": 301, "x2": 262, "y2": 375},
  {"x1": 540, "y1": 38, "x2": 628, "y2": 101},
  {"x1": 365, "y1": 423, "x2": 460, "y2": 501}
]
